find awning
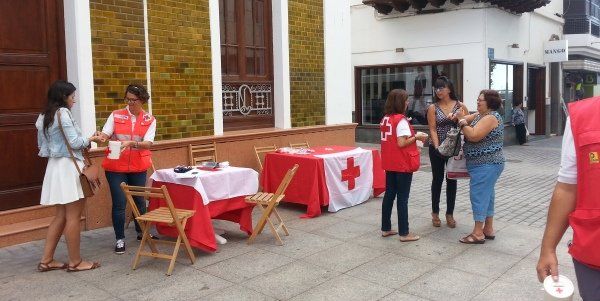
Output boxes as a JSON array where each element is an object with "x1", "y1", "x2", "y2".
[{"x1": 362, "y1": 0, "x2": 551, "y2": 14}]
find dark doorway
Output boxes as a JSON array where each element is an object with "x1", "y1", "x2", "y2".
[
  {"x1": 0, "y1": 0, "x2": 67, "y2": 211},
  {"x1": 527, "y1": 66, "x2": 546, "y2": 135}
]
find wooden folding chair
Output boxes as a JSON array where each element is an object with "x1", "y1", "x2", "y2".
[
  {"x1": 121, "y1": 183, "x2": 196, "y2": 276},
  {"x1": 289, "y1": 141, "x2": 310, "y2": 148},
  {"x1": 245, "y1": 164, "x2": 299, "y2": 245},
  {"x1": 254, "y1": 145, "x2": 277, "y2": 172},
  {"x1": 125, "y1": 161, "x2": 158, "y2": 229},
  {"x1": 189, "y1": 142, "x2": 217, "y2": 165}
]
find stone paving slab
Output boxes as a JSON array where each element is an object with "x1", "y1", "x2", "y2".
[{"x1": 1, "y1": 136, "x2": 585, "y2": 300}]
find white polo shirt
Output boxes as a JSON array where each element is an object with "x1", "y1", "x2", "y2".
[
  {"x1": 101, "y1": 106, "x2": 157, "y2": 142},
  {"x1": 396, "y1": 118, "x2": 411, "y2": 137},
  {"x1": 557, "y1": 117, "x2": 576, "y2": 185}
]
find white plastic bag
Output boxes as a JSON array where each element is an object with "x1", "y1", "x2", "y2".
[{"x1": 446, "y1": 138, "x2": 469, "y2": 179}]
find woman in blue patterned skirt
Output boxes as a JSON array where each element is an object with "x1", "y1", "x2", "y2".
[{"x1": 456, "y1": 90, "x2": 505, "y2": 244}]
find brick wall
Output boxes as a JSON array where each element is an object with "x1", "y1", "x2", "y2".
[
  {"x1": 90, "y1": 0, "x2": 213, "y2": 140},
  {"x1": 288, "y1": 0, "x2": 326, "y2": 127},
  {"x1": 90, "y1": 0, "x2": 146, "y2": 130}
]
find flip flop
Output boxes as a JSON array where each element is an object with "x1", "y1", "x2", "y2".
[
  {"x1": 66, "y1": 260, "x2": 100, "y2": 272},
  {"x1": 381, "y1": 230, "x2": 398, "y2": 237},
  {"x1": 37, "y1": 262, "x2": 68, "y2": 272},
  {"x1": 484, "y1": 234, "x2": 496, "y2": 240},
  {"x1": 459, "y1": 234, "x2": 485, "y2": 244},
  {"x1": 399, "y1": 234, "x2": 420, "y2": 242}
]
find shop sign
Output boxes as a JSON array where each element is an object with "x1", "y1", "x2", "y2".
[{"x1": 544, "y1": 40, "x2": 568, "y2": 63}]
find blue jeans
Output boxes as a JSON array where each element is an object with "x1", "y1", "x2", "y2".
[
  {"x1": 467, "y1": 163, "x2": 504, "y2": 222},
  {"x1": 381, "y1": 171, "x2": 413, "y2": 236},
  {"x1": 105, "y1": 171, "x2": 147, "y2": 240}
]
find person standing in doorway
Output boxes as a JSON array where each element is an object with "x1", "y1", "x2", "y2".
[
  {"x1": 380, "y1": 89, "x2": 428, "y2": 242},
  {"x1": 99, "y1": 84, "x2": 157, "y2": 254},
  {"x1": 426, "y1": 76, "x2": 468, "y2": 228},
  {"x1": 512, "y1": 99, "x2": 527, "y2": 145},
  {"x1": 536, "y1": 96, "x2": 600, "y2": 299}
]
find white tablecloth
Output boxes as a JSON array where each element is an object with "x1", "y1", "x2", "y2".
[
  {"x1": 315, "y1": 148, "x2": 374, "y2": 212},
  {"x1": 150, "y1": 167, "x2": 259, "y2": 205}
]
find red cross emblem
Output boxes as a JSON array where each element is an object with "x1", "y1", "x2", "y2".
[
  {"x1": 555, "y1": 287, "x2": 563, "y2": 294},
  {"x1": 341, "y1": 157, "x2": 360, "y2": 190},
  {"x1": 380, "y1": 116, "x2": 392, "y2": 141}
]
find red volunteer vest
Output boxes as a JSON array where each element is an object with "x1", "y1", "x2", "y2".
[
  {"x1": 380, "y1": 114, "x2": 420, "y2": 172},
  {"x1": 568, "y1": 98, "x2": 600, "y2": 268},
  {"x1": 102, "y1": 108, "x2": 154, "y2": 173}
]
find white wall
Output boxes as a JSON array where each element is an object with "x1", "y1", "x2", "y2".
[
  {"x1": 324, "y1": 0, "x2": 353, "y2": 124},
  {"x1": 63, "y1": 0, "x2": 97, "y2": 138},
  {"x1": 351, "y1": 0, "x2": 564, "y2": 113},
  {"x1": 351, "y1": 4, "x2": 486, "y2": 111}
]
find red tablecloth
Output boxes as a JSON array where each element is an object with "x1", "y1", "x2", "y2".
[
  {"x1": 261, "y1": 146, "x2": 385, "y2": 218},
  {"x1": 148, "y1": 181, "x2": 255, "y2": 253}
]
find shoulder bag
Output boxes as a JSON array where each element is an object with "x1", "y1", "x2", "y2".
[
  {"x1": 57, "y1": 110, "x2": 101, "y2": 197},
  {"x1": 437, "y1": 127, "x2": 462, "y2": 158},
  {"x1": 437, "y1": 103, "x2": 463, "y2": 158}
]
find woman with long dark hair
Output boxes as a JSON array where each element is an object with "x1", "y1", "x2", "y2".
[
  {"x1": 426, "y1": 76, "x2": 468, "y2": 228},
  {"x1": 36, "y1": 80, "x2": 103, "y2": 272},
  {"x1": 380, "y1": 89, "x2": 428, "y2": 242}
]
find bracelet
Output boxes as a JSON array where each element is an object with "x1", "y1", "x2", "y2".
[{"x1": 135, "y1": 141, "x2": 139, "y2": 148}]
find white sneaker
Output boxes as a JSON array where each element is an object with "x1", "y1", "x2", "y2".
[{"x1": 115, "y1": 239, "x2": 125, "y2": 254}]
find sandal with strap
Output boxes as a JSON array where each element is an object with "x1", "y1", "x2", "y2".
[
  {"x1": 37, "y1": 261, "x2": 68, "y2": 272},
  {"x1": 381, "y1": 230, "x2": 398, "y2": 237},
  {"x1": 459, "y1": 234, "x2": 485, "y2": 244},
  {"x1": 399, "y1": 233, "x2": 420, "y2": 242},
  {"x1": 431, "y1": 213, "x2": 441, "y2": 227},
  {"x1": 446, "y1": 214, "x2": 456, "y2": 228},
  {"x1": 66, "y1": 260, "x2": 100, "y2": 272}
]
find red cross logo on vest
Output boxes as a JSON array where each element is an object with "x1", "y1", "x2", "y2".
[
  {"x1": 341, "y1": 157, "x2": 360, "y2": 190},
  {"x1": 380, "y1": 116, "x2": 392, "y2": 141}
]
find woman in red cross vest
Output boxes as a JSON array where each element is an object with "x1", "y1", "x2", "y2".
[
  {"x1": 99, "y1": 84, "x2": 157, "y2": 254},
  {"x1": 379, "y1": 89, "x2": 428, "y2": 242}
]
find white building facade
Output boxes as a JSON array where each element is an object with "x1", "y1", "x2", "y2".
[{"x1": 351, "y1": 0, "x2": 564, "y2": 141}]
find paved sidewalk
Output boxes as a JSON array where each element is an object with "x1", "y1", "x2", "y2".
[{"x1": 1, "y1": 136, "x2": 582, "y2": 300}]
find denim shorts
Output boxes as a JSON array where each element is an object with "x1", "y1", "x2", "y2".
[{"x1": 467, "y1": 163, "x2": 504, "y2": 222}]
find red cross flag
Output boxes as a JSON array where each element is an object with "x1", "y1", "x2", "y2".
[{"x1": 316, "y1": 148, "x2": 373, "y2": 212}]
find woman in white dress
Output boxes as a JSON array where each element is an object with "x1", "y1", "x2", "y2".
[{"x1": 36, "y1": 80, "x2": 104, "y2": 272}]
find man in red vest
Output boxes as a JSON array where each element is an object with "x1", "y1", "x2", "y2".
[{"x1": 536, "y1": 97, "x2": 600, "y2": 299}]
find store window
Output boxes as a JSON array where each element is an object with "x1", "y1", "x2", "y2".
[
  {"x1": 219, "y1": 0, "x2": 273, "y2": 131},
  {"x1": 356, "y1": 61, "x2": 463, "y2": 126}
]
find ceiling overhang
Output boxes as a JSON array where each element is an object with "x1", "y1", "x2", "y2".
[{"x1": 362, "y1": 0, "x2": 551, "y2": 14}]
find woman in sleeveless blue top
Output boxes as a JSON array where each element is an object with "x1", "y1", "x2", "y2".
[{"x1": 456, "y1": 90, "x2": 505, "y2": 244}]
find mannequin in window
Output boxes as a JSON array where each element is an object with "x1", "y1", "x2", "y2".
[{"x1": 410, "y1": 67, "x2": 428, "y2": 124}]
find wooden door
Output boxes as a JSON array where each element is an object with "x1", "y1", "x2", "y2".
[{"x1": 0, "y1": 0, "x2": 66, "y2": 211}]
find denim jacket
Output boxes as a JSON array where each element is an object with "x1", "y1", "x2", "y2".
[{"x1": 36, "y1": 107, "x2": 90, "y2": 161}]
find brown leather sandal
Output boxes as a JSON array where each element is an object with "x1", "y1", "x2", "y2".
[
  {"x1": 459, "y1": 234, "x2": 485, "y2": 244},
  {"x1": 66, "y1": 260, "x2": 100, "y2": 272},
  {"x1": 37, "y1": 261, "x2": 68, "y2": 272},
  {"x1": 446, "y1": 214, "x2": 456, "y2": 228},
  {"x1": 431, "y1": 213, "x2": 441, "y2": 227}
]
